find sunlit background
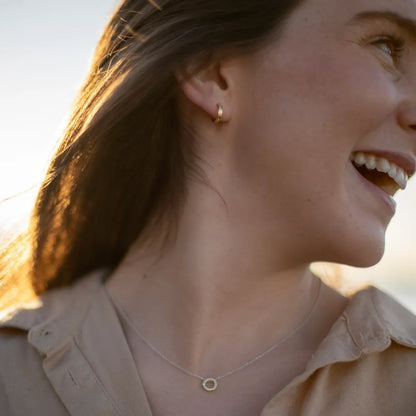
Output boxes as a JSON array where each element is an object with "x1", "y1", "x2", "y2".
[{"x1": 1, "y1": 1, "x2": 415, "y2": 311}]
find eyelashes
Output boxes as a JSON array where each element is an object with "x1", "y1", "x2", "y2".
[
  {"x1": 373, "y1": 35, "x2": 405, "y2": 61},
  {"x1": 367, "y1": 33, "x2": 406, "y2": 64}
]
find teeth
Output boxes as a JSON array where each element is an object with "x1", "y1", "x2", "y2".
[
  {"x1": 395, "y1": 169, "x2": 406, "y2": 187},
  {"x1": 388, "y1": 165, "x2": 397, "y2": 179},
  {"x1": 365, "y1": 155, "x2": 377, "y2": 170},
  {"x1": 354, "y1": 153, "x2": 367, "y2": 166},
  {"x1": 351, "y1": 152, "x2": 408, "y2": 189},
  {"x1": 376, "y1": 158, "x2": 390, "y2": 173}
]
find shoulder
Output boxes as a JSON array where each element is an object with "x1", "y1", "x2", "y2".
[
  {"x1": 0, "y1": 269, "x2": 108, "y2": 326},
  {"x1": 0, "y1": 270, "x2": 110, "y2": 413},
  {"x1": 0, "y1": 269, "x2": 109, "y2": 357},
  {"x1": 296, "y1": 286, "x2": 416, "y2": 413}
]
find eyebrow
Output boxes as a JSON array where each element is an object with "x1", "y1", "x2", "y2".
[{"x1": 350, "y1": 10, "x2": 416, "y2": 42}]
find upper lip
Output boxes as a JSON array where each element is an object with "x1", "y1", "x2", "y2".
[{"x1": 352, "y1": 150, "x2": 416, "y2": 178}]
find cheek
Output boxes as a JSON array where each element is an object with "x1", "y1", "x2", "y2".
[
  {"x1": 293, "y1": 44, "x2": 399, "y2": 134},
  {"x1": 227, "y1": 30, "x2": 396, "y2": 265},
  {"x1": 230, "y1": 45, "x2": 399, "y2": 218},
  {"x1": 252, "y1": 45, "x2": 398, "y2": 167},
  {"x1": 232, "y1": 33, "x2": 401, "y2": 160}
]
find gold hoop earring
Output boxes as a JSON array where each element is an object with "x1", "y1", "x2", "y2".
[{"x1": 213, "y1": 103, "x2": 223, "y2": 124}]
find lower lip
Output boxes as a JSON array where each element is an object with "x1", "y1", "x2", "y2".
[{"x1": 351, "y1": 162, "x2": 397, "y2": 213}]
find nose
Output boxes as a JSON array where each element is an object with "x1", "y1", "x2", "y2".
[
  {"x1": 397, "y1": 79, "x2": 416, "y2": 135},
  {"x1": 398, "y1": 104, "x2": 416, "y2": 159},
  {"x1": 397, "y1": 79, "x2": 416, "y2": 161},
  {"x1": 397, "y1": 104, "x2": 416, "y2": 133}
]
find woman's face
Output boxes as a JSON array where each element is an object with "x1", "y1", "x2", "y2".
[{"x1": 227, "y1": 0, "x2": 416, "y2": 266}]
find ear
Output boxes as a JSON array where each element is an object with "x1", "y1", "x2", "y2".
[{"x1": 175, "y1": 60, "x2": 232, "y2": 123}]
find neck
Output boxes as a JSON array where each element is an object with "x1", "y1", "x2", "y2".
[{"x1": 106, "y1": 182, "x2": 323, "y2": 375}]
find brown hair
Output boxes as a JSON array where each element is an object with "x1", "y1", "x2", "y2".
[{"x1": 0, "y1": 0, "x2": 302, "y2": 306}]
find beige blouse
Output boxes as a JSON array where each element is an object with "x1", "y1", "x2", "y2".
[{"x1": 0, "y1": 269, "x2": 415, "y2": 415}]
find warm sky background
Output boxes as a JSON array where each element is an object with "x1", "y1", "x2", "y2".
[{"x1": 1, "y1": 1, "x2": 415, "y2": 311}]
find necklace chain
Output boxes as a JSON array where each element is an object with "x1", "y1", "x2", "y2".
[{"x1": 107, "y1": 278, "x2": 322, "y2": 392}]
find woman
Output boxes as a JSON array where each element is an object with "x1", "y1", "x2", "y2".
[{"x1": 1, "y1": 0, "x2": 416, "y2": 414}]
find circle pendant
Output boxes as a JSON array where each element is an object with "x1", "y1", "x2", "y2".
[{"x1": 202, "y1": 378, "x2": 218, "y2": 392}]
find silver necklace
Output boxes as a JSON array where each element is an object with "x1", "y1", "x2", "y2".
[{"x1": 108, "y1": 278, "x2": 321, "y2": 392}]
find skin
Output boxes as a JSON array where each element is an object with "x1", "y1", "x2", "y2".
[{"x1": 106, "y1": 0, "x2": 416, "y2": 414}]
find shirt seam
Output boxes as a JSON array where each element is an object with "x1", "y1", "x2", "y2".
[
  {"x1": 368, "y1": 289, "x2": 388, "y2": 333},
  {"x1": 342, "y1": 311, "x2": 362, "y2": 353}
]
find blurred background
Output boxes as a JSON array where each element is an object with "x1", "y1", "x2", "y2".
[{"x1": 1, "y1": 1, "x2": 415, "y2": 311}]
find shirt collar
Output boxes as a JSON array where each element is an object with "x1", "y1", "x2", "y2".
[
  {"x1": 0, "y1": 270, "x2": 106, "y2": 355},
  {"x1": 1, "y1": 274, "x2": 415, "y2": 365},
  {"x1": 345, "y1": 285, "x2": 416, "y2": 349},
  {"x1": 300, "y1": 284, "x2": 416, "y2": 381}
]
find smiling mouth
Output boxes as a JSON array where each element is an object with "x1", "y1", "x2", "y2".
[{"x1": 350, "y1": 152, "x2": 408, "y2": 197}]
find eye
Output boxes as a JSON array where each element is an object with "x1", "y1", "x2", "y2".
[{"x1": 371, "y1": 35, "x2": 405, "y2": 63}]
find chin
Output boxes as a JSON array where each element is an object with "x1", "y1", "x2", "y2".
[
  {"x1": 344, "y1": 251, "x2": 385, "y2": 268},
  {"x1": 321, "y1": 232, "x2": 386, "y2": 269}
]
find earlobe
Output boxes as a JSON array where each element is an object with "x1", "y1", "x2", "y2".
[{"x1": 175, "y1": 62, "x2": 231, "y2": 123}]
